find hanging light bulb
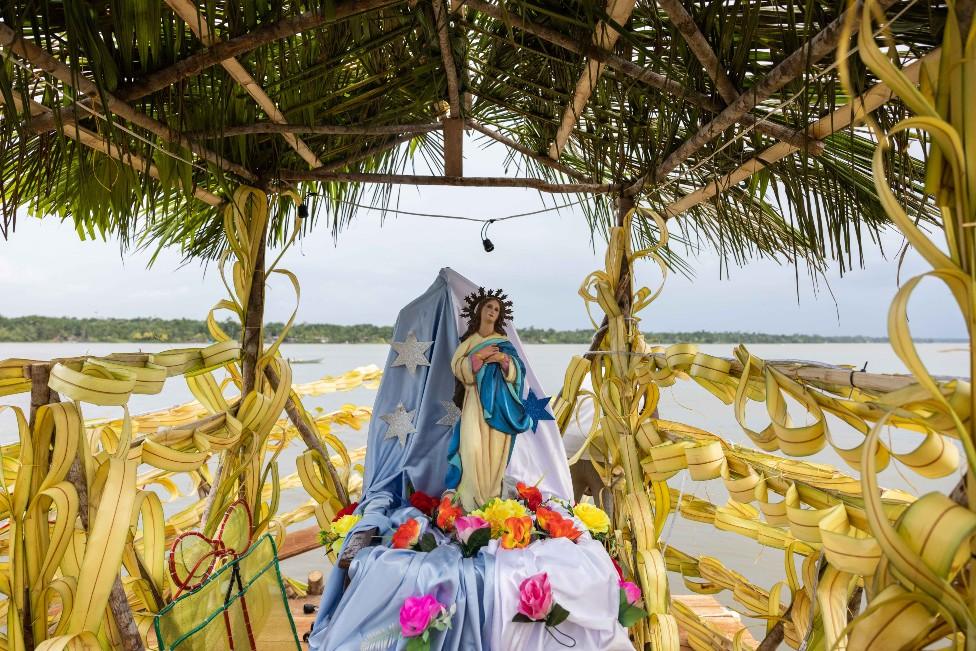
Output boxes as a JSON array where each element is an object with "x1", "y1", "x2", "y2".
[{"x1": 481, "y1": 219, "x2": 496, "y2": 253}]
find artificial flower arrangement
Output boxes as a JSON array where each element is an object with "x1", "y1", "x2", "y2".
[{"x1": 386, "y1": 482, "x2": 604, "y2": 557}]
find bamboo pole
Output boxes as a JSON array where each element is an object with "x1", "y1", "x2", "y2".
[
  {"x1": 0, "y1": 92, "x2": 222, "y2": 206},
  {"x1": 0, "y1": 22, "x2": 257, "y2": 184},
  {"x1": 432, "y1": 0, "x2": 463, "y2": 175},
  {"x1": 276, "y1": 170, "x2": 621, "y2": 193},
  {"x1": 264, "y1": 365, "x2": 349, "y2": 506},
  {"x1": 193, "y1": 122, "x2": 441, "y2": 137},
  {"x1": 657, "y1": 49, "x2": 937, "y2": 219},
  {"x1": 463, "y1": 0, "x2": 813, "y2": 151},
  {"x1": 432, "y1": 0, "x2": 462, "y2": 118},
  {"x1": 654, "y1": 0, "x2": 740, "y2": 105},
  {"x1": 465, "y1": 119, "x2": 591, "y2": 182},
  {"x1": 30, "y1": 364, "x2": 145, "y2": 651},
  {"x1": 24, "y1": 0, "x2": 401, "y2": 134},
  {"x1": 548, "y1": 0, "x2": 636, "y2": 160},
  {"x1": 627, "y1": 0, "x2": 898, "y2": 194},
  {"x1": 164, "y1": 0, "x2": 323, "y2": 168}
]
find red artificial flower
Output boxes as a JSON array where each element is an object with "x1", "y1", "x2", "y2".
[
  {"x1": 436, "y1": 496, "x2": 464, "y2": 533},
  {"x1": 392, "y1": 519, "x2": 422, "y2": 549},
  {"x1": 516, "y1": 482, "x2": 544, "y2": 511},
  {"x1": 612, "y1": 558, "x2": 624, "y2": 582},
  {"x1": 409, "y1": 491, "x2": 438, "y2": 516},
  {"x1": 332, "y1": 501, "x2": 359, "y2": 522}
]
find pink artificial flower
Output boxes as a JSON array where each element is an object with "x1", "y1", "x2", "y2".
[
  {"x1": 517, "y1": 572, "x2": 554, "y2": 621},
  {"x1": 455, "y1": 515, "x2": 490, "y2": 545},
  {"x1": 399, "y1": 594, "x2": 444, "y2": 637},
  {"x1": 620, "y1": 580, "x2": 642, "y2": 606}
]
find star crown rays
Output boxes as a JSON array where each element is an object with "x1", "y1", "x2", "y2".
[{"x1": 460, "y1": 287, "x2": 514, "y2": 327}]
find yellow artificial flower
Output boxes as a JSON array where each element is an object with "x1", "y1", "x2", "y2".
[
  {"x1": 476, "y1": 499, "x2": 528, "y2": 537},
  {"x1": 327, "y1": 514, "x2": 361, "y2": 553},
  {"x1": 573, "y1": 503, "x2": 610, "y2": 535},
  {"x1": 332, "y1": 514, "x2": 361, "y2": 537}
]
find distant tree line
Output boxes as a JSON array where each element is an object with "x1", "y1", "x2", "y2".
[{"x1": 0, "y1": 315, "x2": 948, "y2": 344}]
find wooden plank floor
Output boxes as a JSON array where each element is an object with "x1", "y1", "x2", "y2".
[{"x1": 282, "y1": 593, "x2": 757, "y2": 650}]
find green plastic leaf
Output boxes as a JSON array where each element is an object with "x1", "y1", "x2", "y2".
[{"x1": 547, "y1": 603, "x2": 570, "y2": 627}]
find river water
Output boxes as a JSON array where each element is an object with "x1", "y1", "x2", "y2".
[{"x1": 0, "y1": 341, "x2": 968, "y2": 641}]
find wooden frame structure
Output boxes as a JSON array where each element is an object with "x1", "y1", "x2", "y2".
[{"x1": 0, "y1": 0, "x2": 941, "y2": 263}]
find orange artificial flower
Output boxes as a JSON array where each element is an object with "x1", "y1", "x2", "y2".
[
  {"x1": 535, "y1": 507, "x2": 582, "y2": 542},
  {"x1": 391, "y1": 518, "x2": 422, "y2": 549},
  {"x1": 535, "y1": 507, "x2": 560, "y2": 531},
  {"x1": 516, "y1": 482, "x2": 543, "y2": 511},
  {"x1": 500, "y1": 515, "x2": 533, "y2": 550},
  {"x1": 436, "y1": 496, "x2": 464, "y2": 532},
  {"x1": 544, "y1": 516, "x2": 582, "y2": 542}
]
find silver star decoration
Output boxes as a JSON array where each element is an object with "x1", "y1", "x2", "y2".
[
  {"x1": 381, "y1": 403, "x2": 417, "y2": 446},
  {"x1": 390, "y1": 331, "x2": 433, "y2": 375},
  {"x1": 437, "y1": 400, "x2": 462, "y2": 428}
]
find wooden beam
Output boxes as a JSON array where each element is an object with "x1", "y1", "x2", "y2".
[
  {"x1": 658, "y1": 50, "x2": 938, "y2": 219},
  {"x1": 627, "y1": 0, "x2": 897, "y2": 195},
  {"x1": 432, "y1": 0, "x2": 462, "y2": 117},
  {"x1": 124, "y1": 0, "x2": 401, "y2": 102},
  {"x1": 464, "y1": 0, "x2": 814, "y2": 151},
  {"x1": 443, "y1": 117, "x2": 463, "y2": 176},
  {"x1": 654, "y1": 0, "x2": 740, "y2": 105},
  {"x1": 465, "y1": 119, "x2": 591, "y2": 182},
  {"x1": 164, "y1": 0, "x2": 323, "y2": 168},
  {"x1": 432, "y1": 0, "x2": 463, "y2": 175},
  {"x1": 548, "y1": 0, "x2": 636, "y2": 160},
  {"x1": 0, "y1": 22, "x2": 258, "y2": 183},
  {"x1": 0, "y1": 92, "x2": 222, "y2": 206},
  {"x1": 26, "y1": 0, "x2": 402, "y2": 135},
  {"x1": 312, "y1": 131, "x2": 426, "y2": 175},
  {"x1": 277, "y1": 170, "x2": 621, "y2": 193},
  {"x1": 193, "y1": 122, "x2": 441, "y2": 137}
]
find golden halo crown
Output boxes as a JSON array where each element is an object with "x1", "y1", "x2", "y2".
[{"x1": 460, "y1": 287, "x2": 514, "y2": 326}]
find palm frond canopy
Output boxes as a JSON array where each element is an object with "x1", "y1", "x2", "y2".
[{"x1": 0, "y1": 0, "x2": 945, "y2": 270}]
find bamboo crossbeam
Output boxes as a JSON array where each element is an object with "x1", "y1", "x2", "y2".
[
  {"x1": 548, "y1": 0, "x2": 636, "y2": 160},
  {"x1": 25, "y1": 0, "x2": 402, "y2": 136},
  {"x1": 464, "y1": 0, "x2": 813, "y2": 151},
  {"x1": 276, "y1": 170, "x2": 622, "y2": 193},
  {"x1": 192, "y1": 122, "x2": 441, "y2": 137},
  {"x1": 627, "y1": 0, "x2": 899, "y2": 195},
  {"x1": 314, "y1": 131, "x2": 425, "y2": 174},
  {"x1": 123, "y1": 0, "x2": 401, "y2": 103},
  {"x1": 659, "y1": 49, "x2": 938, "y2": 219},
  {"x1": 655, "y1": 0, "x2": 740, "y2": 107},
  {"x1": 164, "y1": 0, "x2": 323, "y2": 169},
  {"x1": 0, "y1": 92, "x2": 222, "y2": 206},
  {"x1": 465, "y1": 119, "x2": 591, "y2": 182},
  {"x1": 0, "y1": 22, "x2": 258, "y2": 184}
]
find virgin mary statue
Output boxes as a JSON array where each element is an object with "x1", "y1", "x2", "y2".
[{"x1": 447, "y1": 287, "x2": 533, "y2": 510}]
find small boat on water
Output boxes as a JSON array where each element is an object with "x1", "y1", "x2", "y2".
[{"x1": 288, "y1": 357, "x2": 323, "y2": 364}]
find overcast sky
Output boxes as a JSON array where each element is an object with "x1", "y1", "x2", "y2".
[{"x1": 0, "y1": 138, "x2": 963, "y2": 338}]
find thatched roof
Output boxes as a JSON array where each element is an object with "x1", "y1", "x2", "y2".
[{"x1": 0, "y1": 0, "x2": 945, "y2": 270}]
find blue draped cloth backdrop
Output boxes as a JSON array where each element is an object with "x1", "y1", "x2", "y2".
[{"x1": 310, "y1": 269, "x2": 494, "y2": 650}]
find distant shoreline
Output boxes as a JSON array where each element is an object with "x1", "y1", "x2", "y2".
[{"x1": 0, "y1": 315, "x2": 965, "y2": 345}]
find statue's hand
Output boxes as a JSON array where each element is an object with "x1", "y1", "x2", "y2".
[{"x1": 478, "y1": 345, "x2": 500, "y2": 361}]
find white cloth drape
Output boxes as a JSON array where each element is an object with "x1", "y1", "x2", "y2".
[{"x1": 489, "y1": 538, "x2": 634, "y2": 650}]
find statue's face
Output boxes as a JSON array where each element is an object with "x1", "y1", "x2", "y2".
[{"x1": 481, "y1": 299, "x2": 501, "y2": 328}]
